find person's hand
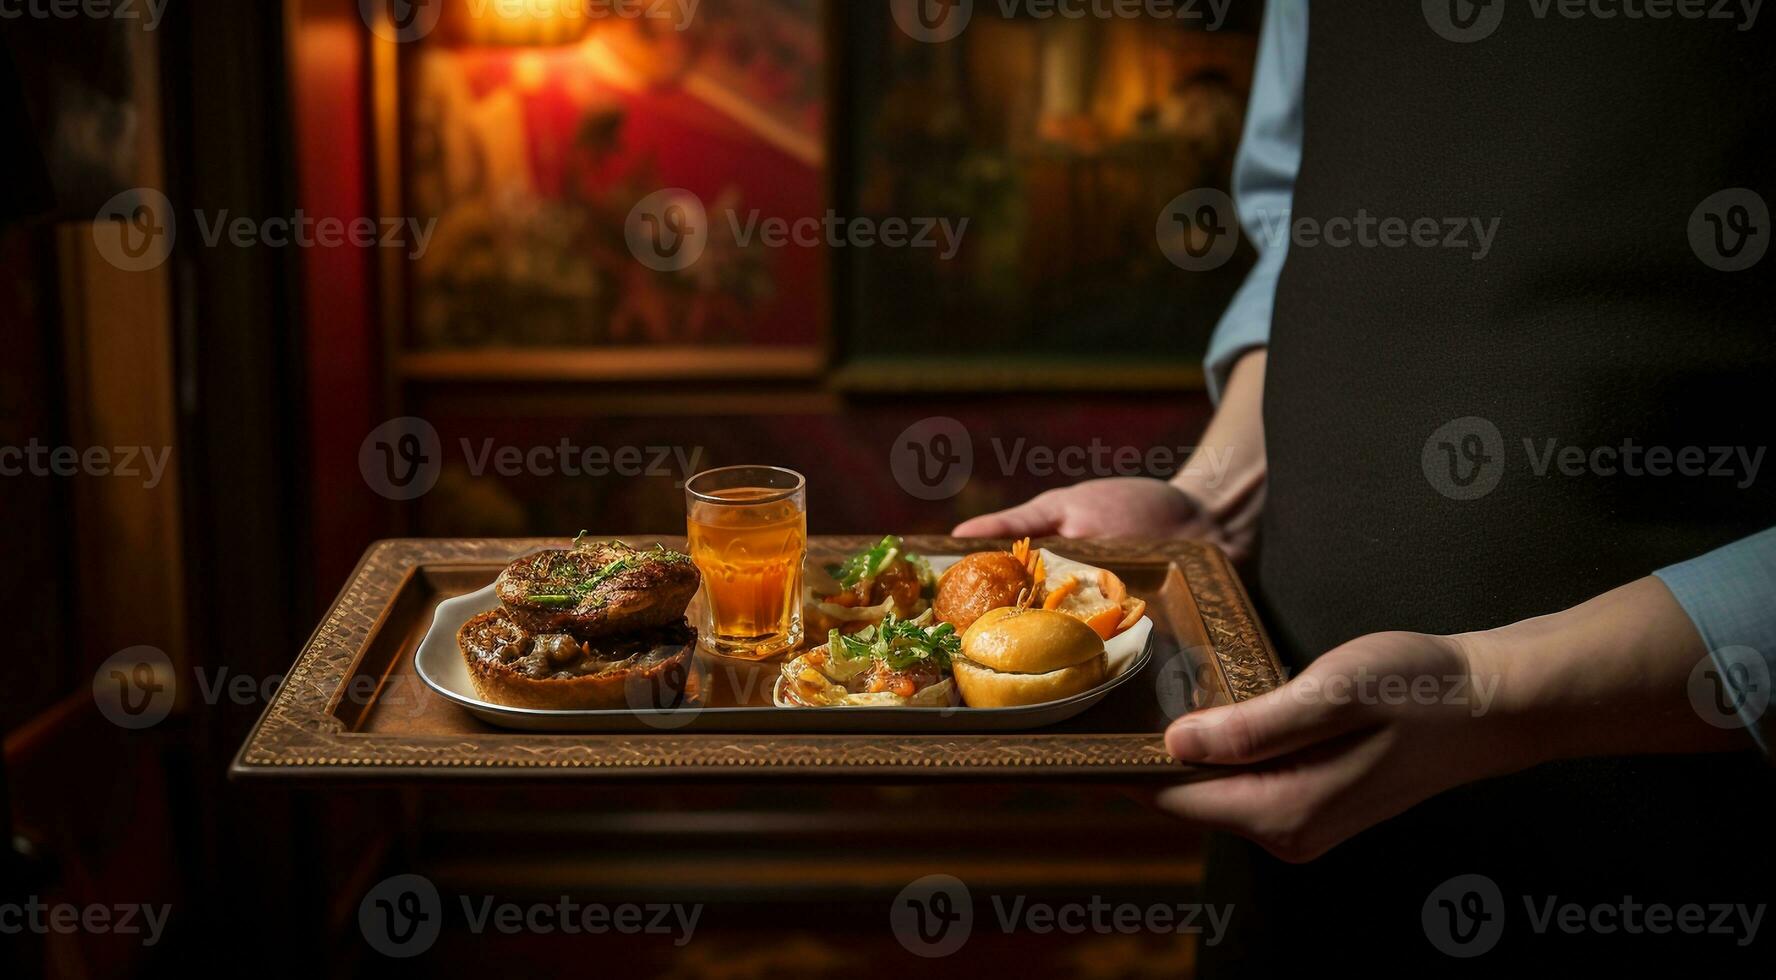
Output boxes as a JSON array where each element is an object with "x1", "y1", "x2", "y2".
[
  {"x1": 952, "y1": 477, "x2": 1213, "y2": 540},
  {"x1": 1154, "y1": 575, "x2": 1751, "y2": 863},
  {"x1": 951, "y1": 350, "x2": 1268, "y2": 559},
  {"x1": 1156, "y1": 630, "x2": 1523, "y2": 863}
]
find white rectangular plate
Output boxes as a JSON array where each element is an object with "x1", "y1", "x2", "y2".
[{"x1": 413, "y1": 554, "x2": 1154, "y2": 732}]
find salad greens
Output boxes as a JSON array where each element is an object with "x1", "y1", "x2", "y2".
[
  {"x1": 826, "y1": 613, "x2": 959, "y2": 670},
  {"x1": 827, "y1": 535, "x2": 934, "y2": 591}
]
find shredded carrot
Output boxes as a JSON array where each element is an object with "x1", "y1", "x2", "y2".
[
  {"x1": 1082, "y1": 604, "x2": 1124, "y2": 640},
  {"x1": 1043, "y1": 575, "x2": 1080, "y2": 610},
  {"x1": 1011, "y1": 538, "x2": 1031, "y2": 566},
  {"x1": 1099, "y1": 568, "x2": 1128, "y2": 604},
  {"x1": 1115, "y1": 598, "x2": 1147, "y2": 634}
]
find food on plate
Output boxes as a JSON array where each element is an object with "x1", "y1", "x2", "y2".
[
  {"x1": 463, "y1": 536, "x2": 702, "y2": 710},
  {"x1": 951, "y1": 606, "x2": 1109, "y2": 708},
  {"x1": 803, "y1": 535, "x2": 937, "y2": 637},
  {"x1": 932, "y1": 542, "x2": 1040, "y2": 631},
  {"x1": 496, "y1": 535, "x2": 700, "y2": 637},
  {"x1": 776, "y1": 613, "x2": 958, "y2": 707},
  {"x1": 459, "y1": 610, "x2": 696, "y2": 710},
  {"x1": 935, "y1": 539, "x2": 1145, "y2": 640},
  {"x1": 1034, "y1": 550, "x2": 1148, "y2": 641}
]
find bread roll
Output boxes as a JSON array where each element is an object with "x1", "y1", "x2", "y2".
[{"x1": 953, "y1": 607, "x2": 1109, "y2": 708}]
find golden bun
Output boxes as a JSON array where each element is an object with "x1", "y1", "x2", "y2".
[
  {"x1": 953, "y1": 607, "x2": 1109, "y2": 708},
  {"x1": 950, "y1": 656, "x2": 1107, "y2": 708},
  {"x1": 960, "y1": 607, "x2": 1103, "y2": 673}
]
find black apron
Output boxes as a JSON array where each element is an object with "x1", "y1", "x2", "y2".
[{"x1": 1206, "y1": 3, "x2": 1776, "y2": 972}]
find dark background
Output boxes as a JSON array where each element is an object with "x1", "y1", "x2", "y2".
[{"x1": 1, "y1": 1, "x2": 1261, "y2": 975}]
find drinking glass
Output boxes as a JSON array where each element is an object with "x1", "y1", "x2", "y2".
[{"x1": 684, "y1": 466, "x2": 806, "y2": 661}]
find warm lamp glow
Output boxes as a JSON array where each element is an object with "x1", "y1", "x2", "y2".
[{"x1": 449, "y1": 0, "x2": 592, "y2": 46}]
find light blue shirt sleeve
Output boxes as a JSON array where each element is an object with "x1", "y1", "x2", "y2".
[
  {"x1": 1655, "y1": 528, "x2": 1776, "y2": 755},
  {"x1": 1203, "y1": 0, "x2": 1307, "y2": 402}
]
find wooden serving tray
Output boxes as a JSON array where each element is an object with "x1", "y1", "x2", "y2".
[{"x1": 231, "y1": 537, "x2": 1282, "y2": 782}]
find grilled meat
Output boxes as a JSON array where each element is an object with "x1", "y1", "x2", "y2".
[
  {"x1": 495, "y1": 539, "x2": 701, "y2": 638},
  {"x1": 458, "y1": 609, "x2": 697, "y2": 710}
]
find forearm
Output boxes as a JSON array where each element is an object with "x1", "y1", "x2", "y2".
[
  {"x1": 1174, "y1": 348, "x2": 1267, "y2": 527},
  {"x1": 1464, "y1": 576, "x2": 1753, "y2": 770}
]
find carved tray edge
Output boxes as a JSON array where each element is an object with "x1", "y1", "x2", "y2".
[{"x1": 232, "y1": 537, "x2": 1279, "y2": 777}]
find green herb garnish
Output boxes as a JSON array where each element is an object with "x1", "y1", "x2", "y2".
[
  {"x1": 527, "y1": 555, "x2": 634, "y2": 607},
  {"x1": 826, "y1": 614, "x2": 959, "y2": 670},
  {"x1": 828, "y1": 535, "x2": 924, "y2": 590}
]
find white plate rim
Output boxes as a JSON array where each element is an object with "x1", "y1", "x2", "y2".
[{"x1": 414, "y1": 581, "x2": 1154, "y2": 723}]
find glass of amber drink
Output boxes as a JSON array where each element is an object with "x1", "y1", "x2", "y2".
[{"x1": 685, "y1": 466, "x2": 806, "y2": 661}]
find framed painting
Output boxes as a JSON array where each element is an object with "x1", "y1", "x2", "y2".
[
  {"x1": 370, "y1": 0, "x2": 829, "y2": 382},
  {"x1": 831, "y1": 2, "x2": 1263, "y2": 391}
]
